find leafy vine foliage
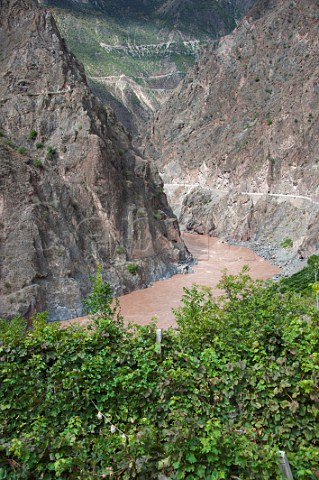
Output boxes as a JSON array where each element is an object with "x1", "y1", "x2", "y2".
[{"x1": 0, "y1": 269, "x2": 318, "y2": 479}]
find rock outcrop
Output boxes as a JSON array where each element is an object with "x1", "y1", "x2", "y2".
[
  {"x1": 148, "y1": 0, "x2": 319, "y2": 256},
  {"x1": 0, "y1": 0, "x2": 189, "y2": 320}
]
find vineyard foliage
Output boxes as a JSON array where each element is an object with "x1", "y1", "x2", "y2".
[
  {"x1": 0, "y1": 269, "x2": 319, "y2": 479},
  {"x1": 280, "y1": 254, "x2": 319, "y2": 295}
]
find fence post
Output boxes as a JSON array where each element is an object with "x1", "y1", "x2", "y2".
[
  {"x1": 278, "y1": 451, "x2": 294, "y2": 480},
  {"x1": 156, "y1": 328, "x2": 162, "y2": 355}
]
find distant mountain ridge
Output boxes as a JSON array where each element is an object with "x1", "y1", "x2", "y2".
[
  {"x1": 43, "y1": 0, "x2": 254, "y2": 32},
  {"x1": 41, "y1": 0, "x2": 256, "y2": 137}
]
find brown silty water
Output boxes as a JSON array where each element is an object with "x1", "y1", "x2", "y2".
[{"x1": 61, "y1": 233, "x2": 280, "y2": 329}]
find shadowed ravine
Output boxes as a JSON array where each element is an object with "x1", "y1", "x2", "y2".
[{"x1": 61, "y1": 233, "x2": 280, "y2": 329}]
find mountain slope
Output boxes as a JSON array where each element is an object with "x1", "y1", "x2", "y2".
[
  {"x1": 42, "y1": 0, "x2": 256, "y2": 137},
  {"x1": 0, "y1": 0, "x2": 188, "y2": 321},
  {"x1": 148, "y1": 0, "x2": 319, "y2": 256}
]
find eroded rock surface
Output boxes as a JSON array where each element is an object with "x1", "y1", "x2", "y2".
[
  {"x1": 148, "y1": 0, "x2": 319, "y2": 256},
  {"x1": 0, "y1": 0, "x2": 189, "y2": 320}
]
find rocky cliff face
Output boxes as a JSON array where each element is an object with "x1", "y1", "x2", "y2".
[
  {"x1": 148, "y1": 0, "x2": 319, "y2": 256},
  {"x1": 155, "y1": 0, "x2": 256, "y2": 36},
  {"x1": 0, "y1": 0, "x2": 189, "y2": 321}
]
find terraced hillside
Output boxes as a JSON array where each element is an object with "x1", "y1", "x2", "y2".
[{"x1": 42, "y1": 0, "x2": 255, "y2": 137}]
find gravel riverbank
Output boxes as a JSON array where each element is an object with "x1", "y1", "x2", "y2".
[{"x1": 226, "y1": 238, "x2": 307, "y2": 279}]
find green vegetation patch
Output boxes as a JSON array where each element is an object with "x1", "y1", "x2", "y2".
[
  {"x1": 127, "y1": 263, "x2": 139, "y2": 275},
  {"x1": 281, "y1": 255, "x2": 319, "y2": 295},
  {"x1": 280, "y1": 237, "x2": 293, "y2": 248},
  {"x1": 52, "y1": 8, "x2": 201, "y2": 79},
  {"x1": 153, "y1": 211, "x2": 162, "y2": 220},
  {"x1": 1, "y1": 268, "x2": 319, "y2": 478},
  {"x1": 32, "y1": 158, "x2": 43, "y2": 168},
  {"x1": 46, "y1": 146, "x2": 56, "y2": 158},
  {"x1": 4, "y1": 139, "x2": 15, "y2": 148},
  {"x1": 115, "y1": 245, "x2": 126, "y2": 255},
  {"x1": 17, "y1": 146, "x2": 27, "y2": 155},
  {"x1": 28, "y1": 129, "x2": 38, "y2": 140}
]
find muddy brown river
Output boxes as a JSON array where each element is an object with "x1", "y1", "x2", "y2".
[{"x1": 61, "y1": 233, "x2": 279, "y2": 329}]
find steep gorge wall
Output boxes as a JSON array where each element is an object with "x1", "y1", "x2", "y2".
[
  {"x1": 0, "y1": 0, "x2": 189, "y2": 320},
  {"x1": 148, "y1": 0, "x2": 319, "y2": 255}
]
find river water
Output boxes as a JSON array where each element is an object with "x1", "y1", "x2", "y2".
[{"x1": 61, "y1": 233, "x2": 279, "y2": 329}]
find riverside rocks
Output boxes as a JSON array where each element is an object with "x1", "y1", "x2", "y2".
[{"x1": 226, "y1": 238, "x2": 307, "y2": 278}]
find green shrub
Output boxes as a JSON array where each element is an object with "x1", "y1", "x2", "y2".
[
  {"x1": 0, "y1": 130, "x2": 4, "y2": 137},
  {"x1": 17, "y1": 146, "x2": 27, "y2": 155},
  {"x1": 307, "y1": 254, "x2": 319, "y2": 273},
  {"x1": 281, "y1": 267, "x2": 310, "y2": 293},
  {"x1": 0, "y1": 315, "x2": 27, "y2": 345},
  {"x1": 280, "y1": 237, "x2": 293, "y2": 248},
  {"x1": 84, "y1": 265, "x2": 116, "y2": 319},
  {"x1": 127, "y1": 263, "x2": 139, "y2": 275},
  {"x1": 136, "y1": 208, "x2": 146, "y2": 218},
  {"x1": 35, "y1": 142, "x2": 44, "y2": 149},
  {"x1": 153, "y1": 211, "x2": 162, "y2": 220},
  {"x1": 46, "y1": 146, "x2": 56, "y2": 158},
  {"x1": 32, "y1": 158, "x2": 43, "y2": 168},
  {"x1": 28, "y1": 129, "x2": 37, "y2": 140},
  {"x1": 267, "y1": 118, "x2": 273, "y2": 125},
  {"x1": 4, "y1": 139, "x2": 15, "y2": 148},
  {"x1": 280, "y1": 257, "x2": 319, "y2": 297},
  {"x1": 115, "y1": 245, "x2": 125, "y2": 255}
]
